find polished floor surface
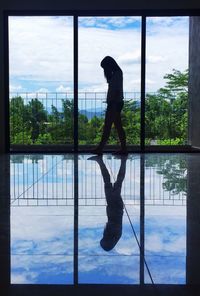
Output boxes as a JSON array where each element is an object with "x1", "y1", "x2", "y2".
[{"x1": 0, "y1": 153, "x2": 200, "y2": 295}]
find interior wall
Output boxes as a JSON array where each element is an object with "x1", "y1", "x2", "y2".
[
  {"x1": 189, "y1": 17, "x2": 200, "y2": 148},
  {"x1": 187, "y1": 156, "x2": 200, "y2": 284},
  {"x1": 1, "y1": 0, "x2": 200, "y2": 152},
  {"x1": 0, "y1": 14, "x2": 6, "y2": 153}
]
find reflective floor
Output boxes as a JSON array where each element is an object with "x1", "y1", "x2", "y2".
[{"x1": 0, "y1": 153, "x2": 200, "y2": 295}]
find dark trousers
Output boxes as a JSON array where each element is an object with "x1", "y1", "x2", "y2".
[{"x1": 99, "y1": 101, "x2": 126, "y2": 150}]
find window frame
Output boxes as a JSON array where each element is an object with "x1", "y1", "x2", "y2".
[{"x1": 4, "y1": 9, "x2": 200, "y2": 153}]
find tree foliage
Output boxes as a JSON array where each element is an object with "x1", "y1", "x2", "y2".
[{"x1": 10, "y1": 69, "x2": 188, "y2": 145}]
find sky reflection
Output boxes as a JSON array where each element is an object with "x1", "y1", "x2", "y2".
[{"x1": 10, "y1": 154, "x2": 187, "y2": 285}]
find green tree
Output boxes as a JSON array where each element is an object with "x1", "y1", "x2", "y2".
[
  {"x1": 62, "y1": 99, "x2": 74, "y2": 144},
  {"x1": 10, "y1": 69, "x2": 189, "y2": 146},
  {"x1": 146, "y1": 69, "x2": 188, "y2": 145},
  {"x1": 145, "y1": 154, "x2": 187, "y2": 195},
  {"x1": 10, "y1": 96, "x2": 32, "y2": 144},
  {"x1": 26, "y1": 99, "x2": 48, "y2": 143},
  {"x1": 88, "y1": 115, "x2": 104, "y2": 144}
]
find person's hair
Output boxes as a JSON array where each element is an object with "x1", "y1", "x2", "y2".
[{"x1": 100, "y1": 56, "x2": 122, "y2": 83}]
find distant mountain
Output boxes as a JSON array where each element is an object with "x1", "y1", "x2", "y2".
[
  {"x1": 46, "y1": 101, "x2": 141, "y2": 119},
  {"x1": 46, "y1": 106, "x2": 104, "y2": 119},
  {"x1": 79, "y1": 108, "x2": 104, "y2": 119}
]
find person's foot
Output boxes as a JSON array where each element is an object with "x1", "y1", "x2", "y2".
[{"x1": 88, "y1": 155, "x2": 102, "y2": 161}]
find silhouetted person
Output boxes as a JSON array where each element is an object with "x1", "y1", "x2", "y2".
[
  {"x1": 88, "y1": 155, "x2": 127, "y2": 251},
  {"x1": 92, "y1": 56, "x2": 127, "y2": 155}
]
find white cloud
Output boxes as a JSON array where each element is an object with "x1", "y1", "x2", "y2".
[
  {"x1": 106, "y1": 16, "x2": 140, "y2": 28},
  {"x1": 56, "y1": 85, "x2": 72, "y2": 92},
  {"x1": 9, "y1": 16, "x2": 73, "y2": 84},
  {"x1": 118, "y1": 51, "x2": 141, "y2": 64},
  {"x1": 11, "y1": 255, "x2": 73, "y2": 284},
  {"x1": 79, "y1": 83, "x2": 107, "y2": 93},
  {"x1": 147, "y1": 55, "x2": 166, "y2": 63},
  {"x1": 147, "y1": 16, "x2": 188, "y2": 27},
  {"x1": 78, "y1": 255, "x2": 140, "y2": 283},
  {"x1": 146, "y1": 79, "x2": 156, "y2": 85},
  {"x1": 10, "y1": 84, "x2": 23, "y2": 92},
  {"x1": 9, "y1": 16, "x2": 189, "y2": 93},
  {"x1": 11, "y1": 271, "x2": 38, "y2": 284},
  {"x1": 36, "y1": 87, "x2": 49, "y2": 92}
]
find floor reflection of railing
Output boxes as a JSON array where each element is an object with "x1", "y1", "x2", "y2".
[{"x1": 10, "y1": 155, "x2": 186, "y2": 207}]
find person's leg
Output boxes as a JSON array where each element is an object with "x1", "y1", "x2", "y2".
[
  {"x1": 88, "y1": 155, "x2": 111, "y2": 184},
  {"x1": 93, "y1": 107, "x2": 115, "y2": 153},
  {"x1": 114, "y1": 112, "x2": 127, "y2": 152}
]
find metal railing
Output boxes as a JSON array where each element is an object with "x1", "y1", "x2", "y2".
[{"x1": 9, "y1": 91, "x2": 188, "y2": 146}]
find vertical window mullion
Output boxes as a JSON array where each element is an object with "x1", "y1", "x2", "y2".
[
  {"x1": 140, "y1": 15, "x2": 146, "y2": 285},
  {"x1": 4, "y1": 13, "x2": 10, "y2": 152},
  {"x1": 141, "y1": 16, "x2": 146, "y2": 152},
  {"x1": 140, "y1": 154, "x2": 145, "y2": 284},
  {"x1": 74, "y1": 15, "x2": 78, "y2": 152},
  {"x1": 73, "y1": 15, "x2": 79, "y2": 286}
]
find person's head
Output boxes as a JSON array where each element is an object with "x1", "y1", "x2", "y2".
[
  {"x1": 100, "y1": 222, "x2": 122, "y2": 251},
  {"x1": 100, "y1": 56, "x2": 122, "y2": 83}
]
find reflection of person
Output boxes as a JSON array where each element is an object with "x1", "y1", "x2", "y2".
[
  {"x1": 92, "y1": 56, "x2": 127, "y2": 155},
  {"x1": 89, "y1": 155, "x2": 127, "y2": 251}
]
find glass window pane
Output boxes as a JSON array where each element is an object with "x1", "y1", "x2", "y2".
[
  {"x1": 144, "y1": 154, "x2": 187, "y2": 284},
  {"x1": 10, "y1": 155, "x2": 74, "y2": 284},
  {"x1": 9, "y1": 16, "x2": 74, "y2": 147},
  {"x1": 78, "y1": 17, "x2": 141, "y2": 148},
  {"x1": 78, "y1": 155, "x2": 141, "y2": 284},
  {"x1": 145, "y1": 17, "x2": 189, "y2": 146}
]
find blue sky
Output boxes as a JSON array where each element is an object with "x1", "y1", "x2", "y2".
[
  {"x1": 79, "y1": 16, "x2": 142, "y2": 30},
  {"x1": 9, "y1": 16, "x2": 189, "y2": 97}
]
